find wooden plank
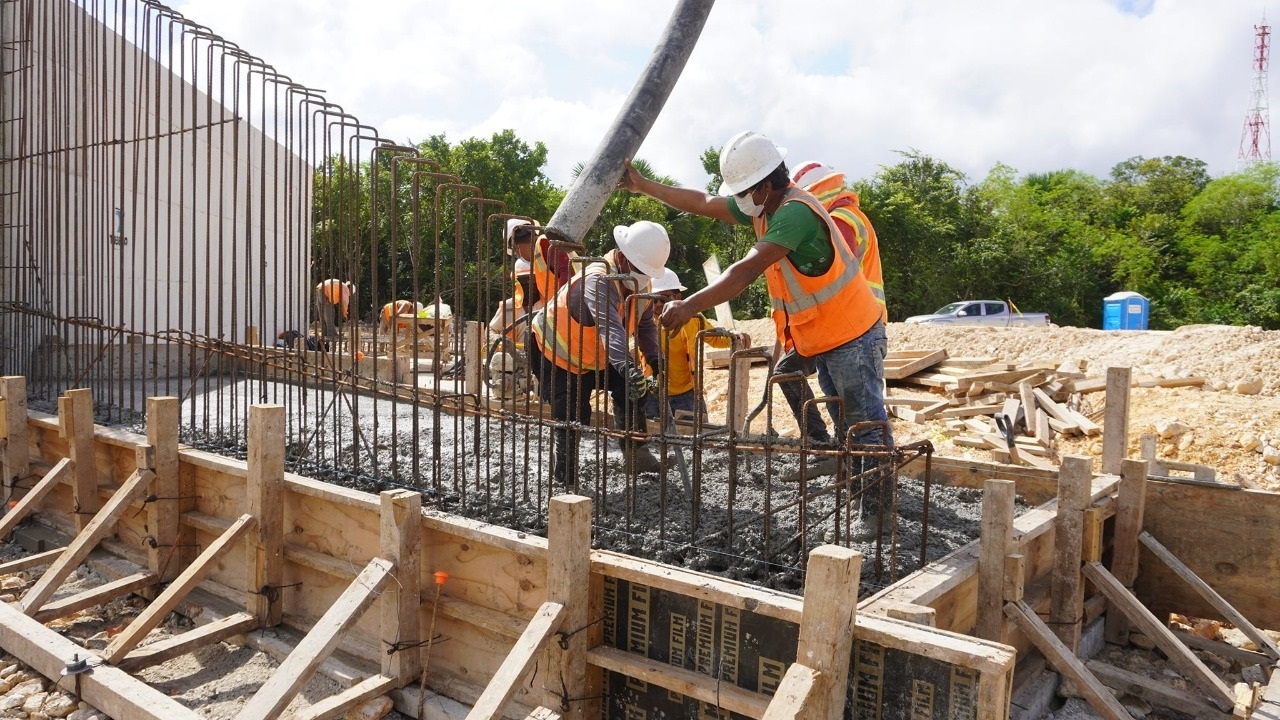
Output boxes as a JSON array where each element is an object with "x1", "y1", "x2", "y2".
[
  {"x1": 0, "y1": 457, "x2": 70, "y2": 538},
  {"x1": 977, "y1": 480, "x2": 1015, "y2": 642},
  {"x1": 1003, "y1": 553, "x2": 1025, "y2": 603},
  {"x1": 103, "y1": 513, "x2": 257, "y2": 663},
  {"x1": 797, "y1": 546, "x2": 861, "y2": 720},
  {"x1": 1084, "y1": 660, "x2": 1231, "y2": 720},
  {"x1": 1082, "y1": 507, "x2": 1104, "y2": 564},
  {"x1": 730, "y1": 354, "x2": 753, "y2": 434},
  {"x1": 879, "y1": 601, "x2": 937, "y2": 626},
  {"x1": 0, "y1": 547, "x2": 64, "y2": 574},
  {"x1": 465, "y1": 602, "x2": 566, "y2": 720},
  {"x1": 1032, "y1": 387, "x2": 1080, "y2": 430},
  {"x1": 429, "y1": 595, "x2": 530, "y2": 640},
  {"x1": 0, "y1": 598, "x2": 204, "y2": 720},
  {"x1": 932, "y1": 403, "x2": 1002, "y2": 420},
  {"x1": 20, "y1": 468, "x2": 155, "y2": 615},
  {"x1": 1172, "y1": 630, "x2": 1275, "y2": 668},
  {"x1": 702, "y1": 255, "x2": 735, "y2": 327},
  {"x1": 380, "y1": 489, "x2": 422, "y2": 685},
  {"x1": 464, "y1": 320, "x2": 485, "y2": 396},
  {"x1": 118, "y1": 612, "x2": 259, "y2": 673},
  {"x1": 1100, "y1": 367, "x2": 1131, "y2": 475},
  {"x1": 1003, "y1": 599, "x2": 1130, "y2": 720},
  {"x1": 1, "y1": 377, "x2": 30, "y2": 496},
  {"x1": 288, "y1": 674, "x2": 397, "y2": 720},
  {"x1": 759, "y1": 664, "x2": 822, "y2": 720},
  {"x1": 247, "y1": 404, "x2": 285, "y2": 627},
  {"x1": 587, "y1": 646, "x2": 770, "y2": 719},
  {"x1": 1082, "y1": 562, "x2": 1234, "y2": 711},
  {"x1": 1139, "y1": 531, "x2": 1280, "y2": 661},
  {"x1": 546, "y1": 495, "x2": 595, "y2": 720},
  {"x1": 64, "y1": 388, "x2": 100, "y2": 531},
  {"x1": 1066, "y1": 407, "x2": 1103, "y2": 436},
  {"x1": 883, "y1": 348, "x2": 947, "y2": 380},
  {"x1": 955, "y1": 368, "x2": 1045, "y2": 390},
  {"x1": 1105, "y1": 459, "x2": 1147, "y2": 645},
  {"x1": 236, "y1": 557, "x2": 395, "y2": 720},
  {"x1": 884, "y1": 395, "x2": 951, "y2": 409},
  {"x1": 32, "y1": 571, "x2": 157, "y2": 623},
  {"x1": 1050, "y1": 456, "x2": 1090, "y2": 652},
  {"x1": 1135, "y1": 376, "x2": 1207, "y2": 389},
  {"x1": 146, "y1": 397, "x2": 184, "y2": 582}
]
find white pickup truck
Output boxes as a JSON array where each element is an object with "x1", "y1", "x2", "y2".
[{"x1": 903, "y1": 300, "x2": 1051, "y2": 327}]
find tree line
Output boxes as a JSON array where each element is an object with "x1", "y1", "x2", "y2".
[{"x1": 314, "y1": 129, "x2": 1280, "y2": 331}]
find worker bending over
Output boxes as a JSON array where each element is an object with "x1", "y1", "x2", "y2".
[
  {"x1": 529, "y1": 221, "x2": 670, "y2": 487},
  {"x1": 645, "y1": 268, "x2": 746, "y2": 424},
  {"x1": 620, "y1": 131, "x2": 890, "y2": 453},
  {"x1": 379, "y1": 299, "x2": 424, "y2": 335},
  {"x1": 314, "y1": 279, "x2": 355, "y2": 339},
  {"x1": 773, "y1": 160, "x2": 888, "y2": 446}
]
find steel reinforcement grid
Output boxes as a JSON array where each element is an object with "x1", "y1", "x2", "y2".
[{"x1": 0, "y1": 0, "x2": 938, "y2": 594}]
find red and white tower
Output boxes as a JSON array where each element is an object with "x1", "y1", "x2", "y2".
[{"x1": 1238, "y1": 17, "x2": 1272, "y2": 169}]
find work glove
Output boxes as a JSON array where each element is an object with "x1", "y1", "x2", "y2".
[{"x1": 625, "y1": 366, "x2": 649, "y2": 401}]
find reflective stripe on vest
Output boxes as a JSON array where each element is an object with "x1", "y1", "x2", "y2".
[
  {"x1": 531, "y1": 252, "x2": 631, "y2": 373},
  {"x1": 821, "y1": 190, "x2": 888, "y2": 322},
  {"x1": 755, "y1": 187, "x2": 881, "y2": 356}
]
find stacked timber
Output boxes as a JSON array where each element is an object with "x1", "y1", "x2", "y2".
[{"x1": 884, "y1": 350, "x2": 1204, "y2": 470}]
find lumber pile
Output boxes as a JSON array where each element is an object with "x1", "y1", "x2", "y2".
[{"x1": 884, "y1": 350, "x2": 1133, "y2": 470}]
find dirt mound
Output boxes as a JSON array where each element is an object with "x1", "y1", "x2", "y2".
[{"x1": 704, "y1": 321, "x2": 1280, "y2": 491}]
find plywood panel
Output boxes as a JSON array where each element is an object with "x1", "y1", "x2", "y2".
[{"x1": 1137, "y1": 480, "x2": 1280, "y2": 629}]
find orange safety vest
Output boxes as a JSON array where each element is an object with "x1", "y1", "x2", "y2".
[
  {"x1": 756, "y1": 187, "x2": 882, "y2": 357},
  {"x1": 531, "y1": 250, "x2": 644, "y2": 374},
  {"x1": 810, "y1": 186, "x2": 887, "y2": 323},
  {"x1": 317, "y1": 279, "x2": 351, "y2": 318},
  {"x1": 531, "y1": 234, "x2": 575, "y2": 306},
  {"x1": 380, "y1": 300, "x2": 418, "y2": 330}
]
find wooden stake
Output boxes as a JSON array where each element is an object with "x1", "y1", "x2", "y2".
[
  {"x1": 1100, "y1": 367, "x2": 1131, "y2": 475},
  {"x1": 730, "y1": 353, "x2": 752, "y2": 435},
  {"x1": 978, "y1": 479, "x2": 1015, "y2": 642},
  {"x1": 20, "y1": 468, "x2": 155, "y2": 615},
  {"x1": 380, "y1": 489, "x2": 423, "y2": 685},
  {"x1": 797, "y1": 545, "x2": 862, "y2": 720},
  {"x1": 1082, "y1": 507, "x2": 1104, "y2": 564},
  {"x1": 236, "y1": 557, "x2": 394, "y2": 720},
  {"x1": 1, "y1": 376, "x2": 30, "y2": 494},
  {"x1": 64, "y1": 388, "x2": 99, "y2": 531},
  {"x1": 1050, "y1": 455, "x2": 1090, "y2": 652},
  {"x1": 246, "y1": 404, "x2": 285, "y2": 627},
  {"x1": 1138, "y1": 433, "x2": 1165, "y2": 476},
  {"x1": 145, "y1": 397, "x2": 183, "y2": 582},
  {"x1": 1104, "y1": 458, "x2": 1147, "y2": 646},
  {"x1": 1004, "y1": 599, "x2": 1130, "y2": 720},
  {"x1": 1082, "y1": 562, "x2": 1234, "y2": 711},
  {"x1": 545, "y1": 495, "x2": 594, "y2": 720},
  {"x1": 246, "y1": 325, "x2": 260, "y2": 346},
  {"x1": 464, "y1": 320, "x2": 484, "y2": 396},
  {"x1": 760, "y1": 664, "x2": 822, "y2": 720},
  {"x1": 1003, "y1": 553, "x2": 1026, "y2": 604}
]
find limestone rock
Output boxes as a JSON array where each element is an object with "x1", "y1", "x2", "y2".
[
  {"x1": 1, "y1": 576, "x2": 24, "y2": 590},
  {"x1": 1129, "y1": 632, "x2": 1155, "y2": 651},
  {"x1": 1264, "y1": 446, "x2": 1280, "y2": 466},
  {"x1": 1154, "y1": 419, "x2": 1190, "y2": 439},
  {"x1": 22, "y1": 690, "x2": 50, "y2": 715},
  {"x1": 1239, "y1": 433, "x2": 1261, "y2": 452},
  {"x1": 1177, "y1": 432, "x2": 1195, "y2": 451},
  {"x1": 67, "y1": 708, "x2": 108, "y2": 720},
  {"x1": 43, "y1": 692, "x2": 79, "y2": 718},
  {"x1": 1233, "y1": 378, "x2": 1264, "y2": 395}
]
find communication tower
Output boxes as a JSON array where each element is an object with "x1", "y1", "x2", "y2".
[{"x1": 1239, "y1": 17, "x2": 1272, "y2": 169}]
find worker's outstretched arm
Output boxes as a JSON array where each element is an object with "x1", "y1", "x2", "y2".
[
  {"x1": 620, "y1": 159, "x2": 739, "y2": 224},
  {"x1": 660, "y1": 240, "x2": 789, "y2": 330}
]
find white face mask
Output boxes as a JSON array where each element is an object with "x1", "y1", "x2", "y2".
[{"x1": 736, "y1": 188, "x2": 764, "y2": 217}]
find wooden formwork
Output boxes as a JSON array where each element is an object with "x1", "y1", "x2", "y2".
[{"x1": 0, "y1": 376, "x2": 1018, "y2": 719}]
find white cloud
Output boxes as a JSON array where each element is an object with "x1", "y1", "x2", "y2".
[{"x1": 170, "y1": 0, "x2": 1274, "y2": 189}]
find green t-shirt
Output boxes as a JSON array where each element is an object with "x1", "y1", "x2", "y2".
[{"x1": 728, "y1": 195, "x2": 834, "y2": 276}]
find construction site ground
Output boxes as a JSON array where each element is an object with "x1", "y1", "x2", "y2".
[{"x1": 715, "y1": 320, "x2": 1280, "y2": 491}]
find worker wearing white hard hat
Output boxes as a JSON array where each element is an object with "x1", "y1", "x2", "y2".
[
  {"x1": 643, "y1": 268, "x2": 747, "y2": 424},
  {"x1": 528, "y1": 220, "x2": 672, "y2": 486},
  {"x1": 619, "y1": 130, "x2": 891, "y2": 457}
]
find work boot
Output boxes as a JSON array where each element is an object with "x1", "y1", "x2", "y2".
[
  {"x1": 552, "y1": 430, "x2": 580, "y2": 491},
  {"x1": 624, "y1": 441, "x2": 664, "y2": 474}
]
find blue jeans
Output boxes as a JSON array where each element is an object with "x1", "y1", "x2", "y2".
[
  {"x1": 646, "y1": 388, "x2": 700, "y2": 423},
  {"x1": 813, "y1": 321, "x2": 891, "y2": 447}
]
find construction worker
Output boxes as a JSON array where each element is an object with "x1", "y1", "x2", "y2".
[
  {"x1": 529, "y1": 220, "x2": 670, "y2": 487},
  {"x1": 512, "y1": 218, "x2": 575, "y2": 310},
  {"x1": 314, "y1": 279, "x2": 355, "y2": 339},
  {"x1": 620, "y1": 131, "x2": 890, "y2": 451},
  {"x1": 772, "y1": 160, "x2": 888, "y2": 445},
  {"x1": 489, "y1": 218, "x2": 541, "y2": 336},
  {"x1": 644, "y1": 268, "x2": 746, "y2": 423},
  {"x1": 379, "y1": 299, "x2": 424, "y2": 336}
]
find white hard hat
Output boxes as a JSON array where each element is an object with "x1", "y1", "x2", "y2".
[
  {"x1": 717, "y1": 131, "x2": 787, "y2": 196},
  {"x1": 505, "y1": 218, "x2": 533, "y2": 243},
  {"x1": 612, "y1": 221, "x2": 670, "y2": 279},
  {"x1": 650, "y1": 268, "x2": 686, "y2": 293},
  {"x1": 791, "y1": 160, "x2": 840, "y2": 189}
]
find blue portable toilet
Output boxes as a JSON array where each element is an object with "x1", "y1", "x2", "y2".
[{"x1": 1103, "y1": 291, "x2": 1149, "y2": 330}]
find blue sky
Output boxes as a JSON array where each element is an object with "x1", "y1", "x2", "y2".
[{"x1": 171, "y1": 0, "x2": 1271, "y2": 190}]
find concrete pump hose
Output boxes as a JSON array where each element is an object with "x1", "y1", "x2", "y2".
[{"x1": 544, "y1": 0, "x2": 715, "y2": 244}]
